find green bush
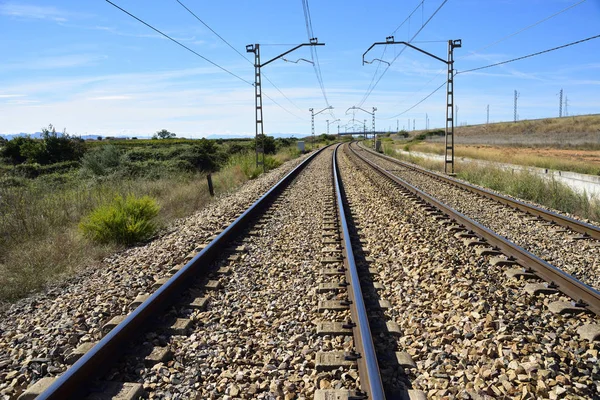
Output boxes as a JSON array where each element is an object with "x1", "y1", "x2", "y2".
[
  {"x1": 80, "y1": 145, "x2": 122, "y2": 176},
  {"x1": 0, "y1": 125, "x2": 85, "y2": 165},
  {"x1": 79, "y1": 195, "x2": 160, "y2": 245}
]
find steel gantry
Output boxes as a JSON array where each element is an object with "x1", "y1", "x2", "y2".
[
  {"x1": 309, "y1": 106, "x2": 333, "y2": 147},
  {"x1": 246, "y1": 38, "x2": 325, "y2": 169},
  {"x1": 363, "y1": 36, "x2": 461, "y2": 174},
  {"x1": 346, "y1": 106, "x2": 377, "y2": 145}
]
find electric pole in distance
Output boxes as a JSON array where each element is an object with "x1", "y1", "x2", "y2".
[
  {"x1": 346, "y1": 106, "x2": 376, "y2": 147},
  {"x1": 310, "y1": 106, "x2": 333, "y2": 148},
  {"x1": 486, "y1": 105, "x2": 489, "y2": 125},
  {"x1": 326, "y1": 119, "x2": 340, "y2": 135},
  {"x1": 514, "y1": 90, "x2": 520, "y2": 123},
  {"x1": 362, "y1": 36, "x2": 461, "y2": 174},
  {"x1": 246, "y1": 38, "x2": 325, "y2": 168},
  {"x1": 559, "y1": 89, "x2": 563, "y2": 117}
]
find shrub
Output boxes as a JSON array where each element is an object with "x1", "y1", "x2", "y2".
[
  {"x1": 79, "y1": 195, "x2": 160, "y2": 245},
  {"x1": 80, "y1": 145, "x2": 122, "y2": 176}
]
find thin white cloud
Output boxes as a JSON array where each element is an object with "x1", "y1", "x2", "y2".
[
  {"x1": 89, "y1": 95, "x2": 132, "y2": 101},
  {"x1": 0, "y1": 94, "x2": 25, "y2": 98},
  {"x1": 0, "y1": 3, "x2": 70, "y2": 22},
  {"x1": 0, "y1": 54, "x2": 108, "y2": 71}
]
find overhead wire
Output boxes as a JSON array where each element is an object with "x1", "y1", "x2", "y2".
[
  {"x1": 301, "y1": 0, "x2": 334, "y2": 117},
  {"x1": 105, "y1": 0, "x2": 253, "y2": 86},
  {"x1": 384, "y1": 81, "x2": 446, "y2": 119},
  {"x1": 459, "y1": 0, "x2": 587, "y2": 60},
  {"x1": 357, "y1": 1, "x2": 424, "y2": 109},
  {"x1": 356, "y1": 0, "x2": 448, "y2": 108},
  {"x1": 175, "y1": 0, "x2": 306, "y2": 119},
  {"x1": 382, "y1": 33, "x2": 600, "y2": 120},
  {"x1": 457, "y1": 33, "x2": 600, "y2": 75},
  {"x1": 382, "y1": 0, "x2": 589, "y2": 121}
]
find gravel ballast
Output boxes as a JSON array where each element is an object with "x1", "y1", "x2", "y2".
[
  {"x1": 358, "y1": 145, "x2": 600, "y2": 292},
  {"x1": 338, "y1": 145, "x2": 600, "y2": 399}
]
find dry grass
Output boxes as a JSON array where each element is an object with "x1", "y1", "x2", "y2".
[
  {"x1": 403, "y1": 142, "x2": 600, "y2": 176},
  {"x1": 382, "y1": 142, "x2": 600, "y2": 223},
  {"x1": 408, "y1": 114, "x2": 600, "y2": 148}
]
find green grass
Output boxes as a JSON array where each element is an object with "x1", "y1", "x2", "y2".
[
  {"x1": 0, "y1": 144, "x2": 304, "y2": 304},
  {"x1": 381, "y1": 142, "x2": 600, "y2": 223},
  {"x1": 80, "y1": 195, "x2": 160, "y2": 245}
]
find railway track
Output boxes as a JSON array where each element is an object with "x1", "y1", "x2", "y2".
[
  {"x1": 18, "y1": 145, "x2": 402, "y2": 400},
  {"x1": 355, "y1": 141, "x2": 600, "y2": 298},
  {"x1": 340, "y1": 142, "x2": 600, "y2": 398},
  {"x1": 6, "y1": 141, "x2": 600, "y2": 399}
]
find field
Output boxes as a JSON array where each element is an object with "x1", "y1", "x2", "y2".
[
  {"x1": 387, "y1": 114, "x2": 600, "y2": 176},
  {"x1": 402, "y1": 142, "x2": 600, "y2": 176},
  {"x1": 0, "y1": 133, "x2": 341, "y2": 304},
  {"x1": 443, "y1": 113, "x2": 600, "y2": 147}
]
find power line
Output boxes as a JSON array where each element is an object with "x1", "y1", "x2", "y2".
[
  {"x1": 459, "y1": 0, "x2": 587, "y2": 60},
  {"x1": 175, "y1": 0, "x2": 305, "y2": 115},
  {"x1": 383, "y1": 81, "x2": 446, "y2": 119},
  {"x1": 391, "y1": 0, "x2": 424, "y2": 35},
  {"x1": 301, "y1": 0, "x2": 332, "y2": 113},
  {"x1": 262, "y1": 92, "x2": 306, "y2": 121},
  {"x1": 356, "y1": 0, "x2": 448, "y2": 108},
  {"x1": 175, "y1": 0, "x2": 251, "y2": 65},
  {"x1": 457, "y1": 33, "x2": 600, "y2": 75},
  {"x1": 107, "y1": 0, "x2": 307, "y2": 122},
  {"x1": 357, "y1": 0, "x2": 425, "y2": 108},
  {"x1": 105, "y1": 0, "x2": 253, "y2": 86}
]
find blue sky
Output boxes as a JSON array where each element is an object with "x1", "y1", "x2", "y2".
[{"x1": 1, "y1": 0, "x2": 599, "y2": 137}]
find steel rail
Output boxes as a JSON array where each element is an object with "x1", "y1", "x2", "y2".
[
  {"x1": 38, "y1": 146, "x2": 329, "y2": 400},
  {"x1": 348, "y1": 143, "x2": 600, "y2": 316},
  {"x1": 332, "y1": 144, "x2": 386, "y2": 400},
  {"x1": 357, "y1": 141, "x2": 600, "y2": 240}
]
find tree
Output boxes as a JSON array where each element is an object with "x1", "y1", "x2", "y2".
[
  {"x1": 253, "y1": 134, "x2": 276, "y2": 154},
  {"x1": 0, "y1": 124, "x2": 85, "y2": 165},
  {"x1": 153, "y1": 129, "x2": 176, "y2": 140}
]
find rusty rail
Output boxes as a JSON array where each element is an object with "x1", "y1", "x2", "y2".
[
  {"x1": 357, "y1": 141, "x2": 600, "y2": 240},
  {"x1": 333, "y1": 144, "x2": 386, "y2": 399},
  {"x1": 349, "y1": 143, "x2": 600, "y2": 316},
  {"x1": 38, "y1": 147, "x2": 328, "y2": 400}
]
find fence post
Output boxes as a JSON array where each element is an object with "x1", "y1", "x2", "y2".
[{"x1": 207, "y1": 173, "x2": 214, "y2": 197}]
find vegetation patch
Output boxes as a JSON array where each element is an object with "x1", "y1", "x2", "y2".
[
  {"x1": 0, "y1": 126, "x2": 316, "y2": 303},
  {"x1": 80, "y1": 195, "x2": 160, "y2": 245},
  {"x1": 382, "y1": 142, "x2": 600, "y2": 223}
]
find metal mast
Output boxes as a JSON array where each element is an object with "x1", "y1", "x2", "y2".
[
  {"x1": 559, "y1": 89, "x2": 563, "y2": 117},
  {"x1": 514, "y1": 90, "x2": 519, "y2": 123},
  {"x1": 310, "y1": 106, "x2": 333, "y2": 147},
  {"x1": 362, "y1": 36, "x2": 461, "y2": 173},
  {"x1": 246, "y1": 38, "x2": 325, "y2": 168},
  {"x1": 249, "y1": 44, "x2": 264, "y2": 169}
]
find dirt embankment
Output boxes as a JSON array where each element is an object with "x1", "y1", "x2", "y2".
[{"x1": 414, "y1": 114, "x2": 600, "y2": 147}]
